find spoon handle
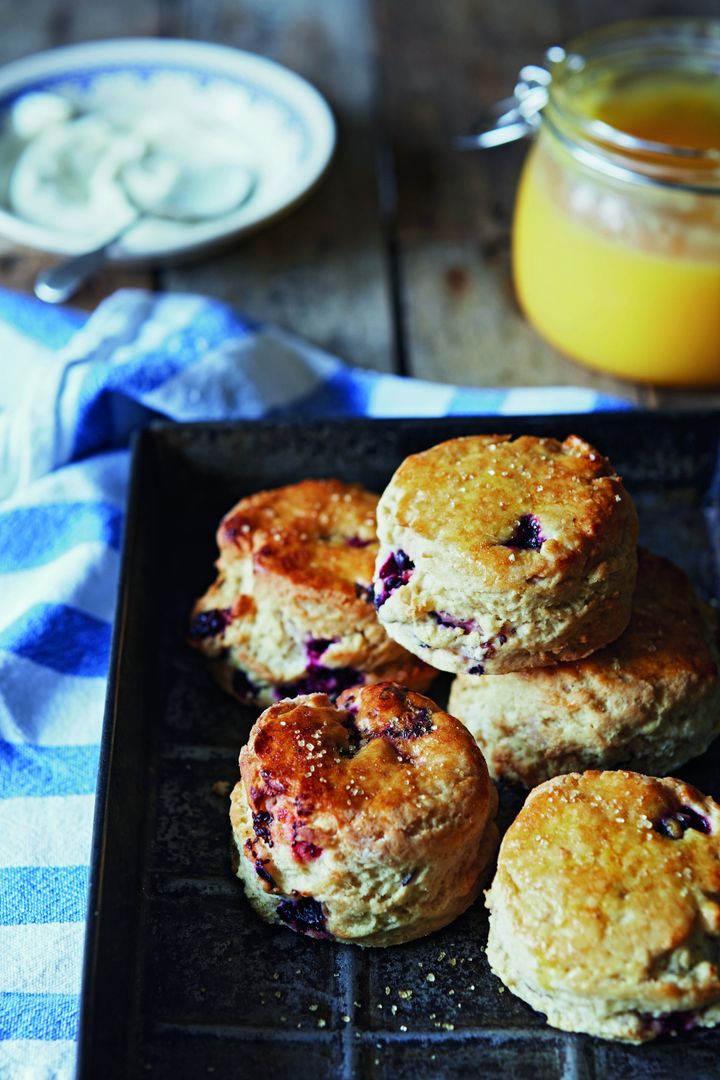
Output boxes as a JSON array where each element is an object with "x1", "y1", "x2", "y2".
[{"x1": 34, "y1": 220, "x2": 138, "y2": 304}]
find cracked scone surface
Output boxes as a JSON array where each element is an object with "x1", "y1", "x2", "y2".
[
  {"x1": 449, "y1": 550, "x2": 720, "y2": 786},
  {"x1": 486, "y1": 770, "x2": 720, "y2": 1042},
  {"x1": 230, "y1": 683, "x2": 499, "y2": 946},
  {"x1": 189, "y1": 479, "x2": 434, "y2": 706},
  {"x1": 373, "y1": 434, "x2": 638, "y2": 675}
]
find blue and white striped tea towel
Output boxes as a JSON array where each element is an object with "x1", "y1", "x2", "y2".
[{"x1": 0, "y1": 286, "x2": 630, "y2": 1078}]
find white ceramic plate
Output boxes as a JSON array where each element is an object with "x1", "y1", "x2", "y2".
[{"x1": 0, "y1": 38, "x2": 336, "y2": 261}]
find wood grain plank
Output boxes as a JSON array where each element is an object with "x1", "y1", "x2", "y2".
[
  {"x1": 0, "y1": 0, "x2": 161, "y2": 66},
  {"x1": 160, "y1": 0, "x2": 396, "y2": 372},
  {"x1": 569, "y1": 0, "x2": 720, "y2": 33},
  {"x1": 374, "y1": 0, "x2": 716, "y2": 400}
]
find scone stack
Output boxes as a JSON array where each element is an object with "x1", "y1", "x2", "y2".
[
  {"x1": 190, "y1": 475, "x2": 501, "y2": 947},
  {"x1": 450, "y1": 547, "x2": 720, "y2": 785},
  {"x1": 191, "y1": 432, "x2": 720, "y2": 1044},
  {"x1": 370, "y1": 432, "x2": 720, "y2": 1043},
  {"x1": 372, "y1": 433, "x2": 720, "y2": 786}
]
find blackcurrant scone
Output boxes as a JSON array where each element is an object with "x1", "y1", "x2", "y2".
[
  {"x1": 485, "y1": 770, "x2": 720, "y2": 1042},
  {"x1": 189, "y1": 479, "x2": 435, "y2": 706},
  {"x1": 230, "y1": 683, "x2": 499, "y2": 946},
  {"x1": 373, "y1": 434, "x2": 638, "y2": 675}
]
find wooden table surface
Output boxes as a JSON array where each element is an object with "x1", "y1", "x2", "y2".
[{"x1": 0, "y1": 0, "x2": 717, "y2": 408}]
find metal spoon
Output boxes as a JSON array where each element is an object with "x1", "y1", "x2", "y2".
[{"x1": 34, "y1": 161, "x2": 255, "y2": 304}]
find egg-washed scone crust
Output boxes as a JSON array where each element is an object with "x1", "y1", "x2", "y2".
[
  {"x1": 189, "y1": 478, "x2": 434, "y2": 705},
  {"x1": 373, "y1": 434, "x2": 638, "y2": 675},
  {"x1": 231, "y1": 683, "x2": 498, "y2": 947},
  {"x1": 486, "y1": 770, "x2": 720, "y2": 1042}
]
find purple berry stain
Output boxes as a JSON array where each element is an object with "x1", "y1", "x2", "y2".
[
  {"x1": 374, "y1": 550, "x2": 415, "y2": 608},
  {"x1": 306, "y1": 638, "x2": 336, "y2": 662},
  {"x1": 481, "y1": 632, "x2": 508, "y2": 660},
  {"x1": 254, "y1": 860, "x2": 276, "y2": 889},
  {"x1": 278, "y1": 666, "x2": 364, "y2": 700},
  {"x1": 291, "y1": 821, "x2": 323, "y2": 862},
  {"x1": 346, "y1": 536, "x2": 374, "y2": 548},
  {"x1": 355, "y1": 582, "x2": 374, "y2": 604},
  {"x1": 276, "y1": 636, "x2": 366, "y2": 702},
  {"x1": 259, "y1": 770, "x2": 285, "y2": 795},
  {"x1": 340, "y1": 711, "x2": 362, "y2": 756},
  {"x1": 292, "y1": 839, "x2": 323, "y2": 862},
  {"x1": 430, "y1": 611, "x2": 477, "y2": 634},
  {"x1": 276, "y1": 895, "x2": 330, "y2": 939},
  {"x1": 463, "y1": 631, "x2": 509, "y2": 672},
  {"x1": 189, "y1": 608, "x2": 231, "y2": 639},
  {"x1": 252, "y1": 809, "x2": 274, "y2": 846},
  {"x1": 502, "y1": 514, "x2": 544, "y2": 551},
  {"x1": 654, "y1": 805, "x2": 711, "y2": 840},
  {"x1": 382, "y1": 705, "x2": 434, "y2": 740},
  {"x1": 644, "y1": 1010, "x2": 697, "y2": 1037}
]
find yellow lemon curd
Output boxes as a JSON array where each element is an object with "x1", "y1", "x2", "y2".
[{"x1": 513, "y1": 72, "x2": 720, "y2": 385}]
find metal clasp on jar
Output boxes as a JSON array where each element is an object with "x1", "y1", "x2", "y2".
[{"x1": 456, "y1": 52, "x2": 564, "y2": 150}]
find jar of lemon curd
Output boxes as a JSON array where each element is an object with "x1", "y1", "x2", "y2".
[{"x1": 467, "y1": 19, "x2": 720, "y2": 386}]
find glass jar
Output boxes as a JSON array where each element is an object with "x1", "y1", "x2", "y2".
[{"x1": 470, "y1": 19, "x2": 720, "y2": 386}]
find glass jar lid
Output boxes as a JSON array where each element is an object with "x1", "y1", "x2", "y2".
[{"x1": 460, "y1": 18, "x2": 720, "y2": 193}]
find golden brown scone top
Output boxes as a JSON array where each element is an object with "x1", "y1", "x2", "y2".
[
  {"x1": 496, "y1": 770, "x2": 720, "y2": 1006},
  {"x1": 218, "y1": 478, "x2": 378, "y2": 599},
  {"x1": 378, "y1": 434, "x2": 638, "y2": 581},
  {"x1": 239, "y1": 683, "x2": 495, "y2": 864}
]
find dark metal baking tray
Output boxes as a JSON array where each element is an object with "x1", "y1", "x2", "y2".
[{"x1": 78, "y1": 413, "x2": 720, "y2": 1080}]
